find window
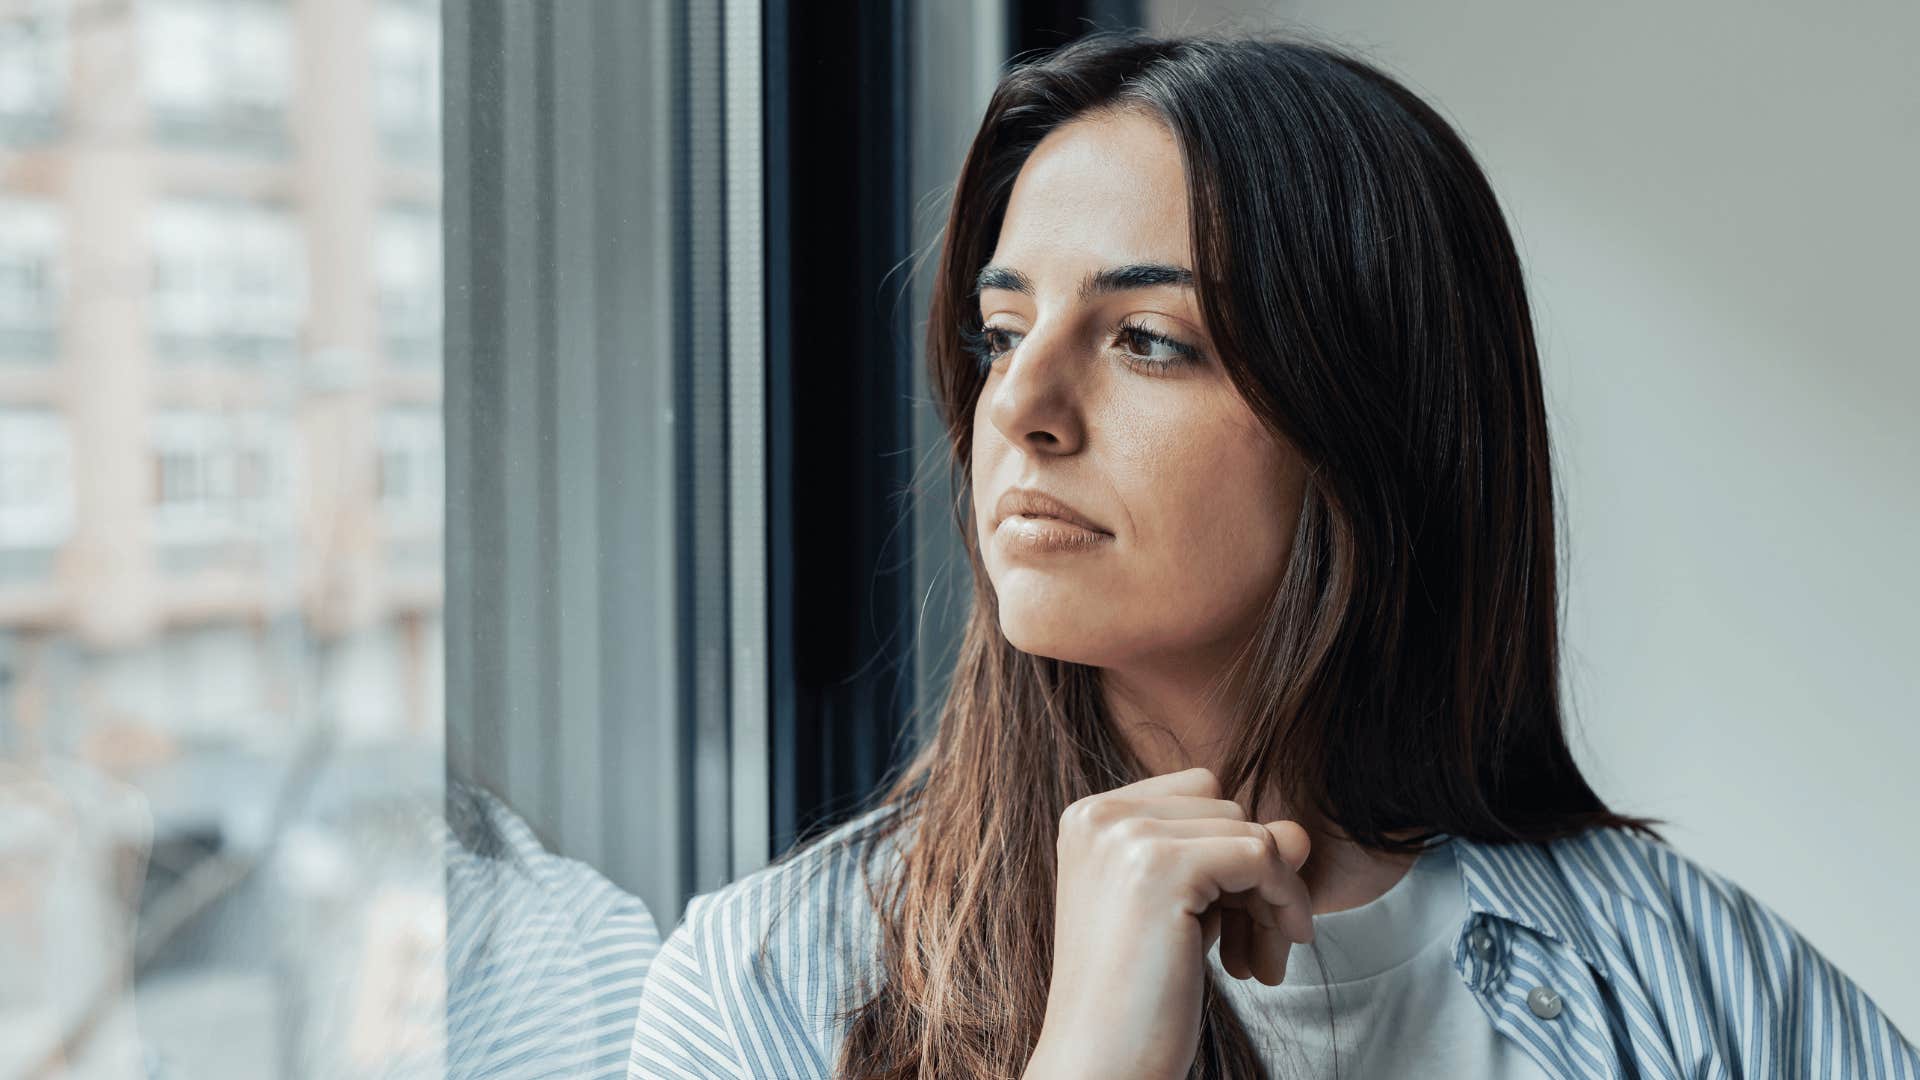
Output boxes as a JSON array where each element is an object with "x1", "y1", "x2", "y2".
[
  {"x1": 1, "y1": 3, "x2": 445, "y2": 1074},
  {"x1": 0, "y1": 0, "x2": 65, "y2": 143},
  {"x1": 150, "y1": 198, "x2": 307, "y2": 366},
  {"x1": 0, "y1": 197, "x2": 61, "y2": 361},
  {"x1": 377, "y1": 404, "x2": 442, "y2": 526},
  {"x1": 0, "y1": 406, "x2": 73, "y2": 555},
  {"x1": 149, "y1": 408, "x2": 296, "y2": 548},
  {"x1": 140, "y1": 0, "x2": 294, "y2": 152},
  {"x1": 373, "y1": 0, "x2": 440, "y2": 161},
  {"x1": 4, "y1": 0, "x2": 1020, "y2": 1073},
  {"x1": 375, "y1": 205, "x2": 441, "y2": 366}
]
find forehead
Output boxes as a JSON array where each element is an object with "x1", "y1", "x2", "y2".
[{"x1": 991, "y1": 108, "x2": 1191, "y2": 269}]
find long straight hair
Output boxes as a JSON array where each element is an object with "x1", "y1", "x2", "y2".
[{"x1": 769, "y1": 29, "x2": 1669, "y2": 1079}]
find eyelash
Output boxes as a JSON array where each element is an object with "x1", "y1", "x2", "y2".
[{"x1": 957, "y1": 318, "x2": 1203, "y2": 374}]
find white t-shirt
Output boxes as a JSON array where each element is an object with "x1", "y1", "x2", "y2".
[{"x1": 1207, "y1": 837, "x2": 1555, "y2": 1078}]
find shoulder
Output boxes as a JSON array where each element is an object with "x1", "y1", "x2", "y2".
[
  {"x1": 1546, "y1": 823, "x2": 1834, "y2": 968},
  {"x1": 471, "y1": 784, "x2": 661, "y2": 950},
  {"x1": 630, "y1": 801, "x2": 910, "y2": 1080},
  {"x1": 1545, "y1": 823, "x2": 1754, "y2": 922},
  {"x1": 701, "y1": 799, "x2": 907, "y2": 951},
  {"x1": 1541, "y1": 823, "x2": 1831, "y2": 974},
  {"x1": 443, "y1": 783, "x2": 661, "y2": 1079},
  {"x1": 1542, "y1": 825, "x2": 1919, "y2": 1071}
]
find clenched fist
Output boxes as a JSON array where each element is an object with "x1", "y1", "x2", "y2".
[{"x1": 1023, "y1": 766, "x2": 1315, "y2": 1080}]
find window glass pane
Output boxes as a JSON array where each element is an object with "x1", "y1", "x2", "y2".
[
  {"x1": 0, "y1": 198, "x2": 62, "y2": 358},
  {"x1": 140, "y1": 0, "x2": 294, "y2": 151},
  {"x1": 0, "y1": 0, "x2": 68, "y2": 141},
  {"x1": 1, "y1": 2, "x2": 445, "y2": 1077}
]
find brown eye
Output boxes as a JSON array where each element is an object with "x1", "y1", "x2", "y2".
[
  {"x1": 1113, "y1": 320, "x2": 1201, "y2": 369},
  {"x1": 958, "y1": 320, "x2": 1023, "y2": 369}
]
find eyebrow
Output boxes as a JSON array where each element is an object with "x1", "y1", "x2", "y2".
[{"x1": 973, "y1": 262, "x2": 1196, "y2": 303}]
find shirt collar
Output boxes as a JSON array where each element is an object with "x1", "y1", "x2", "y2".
[{"x1": 1440, "y1": 831, "x2": 1614, "y2": 983}]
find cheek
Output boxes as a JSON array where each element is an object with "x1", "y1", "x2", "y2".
[
  {"x1": 967, "y1": 413, "x2": 998, "y2": 499},
  {"x1": 969, "y1": 418, "x2": 1003, "y2": 539},
  {"x1": 1114, "y1": 412, "x2": 1298, "y2": 598}
]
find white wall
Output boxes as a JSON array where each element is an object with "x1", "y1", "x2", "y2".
[{"x1": 1152, "y1": 0, "x2": 1919, "y2": 1031}]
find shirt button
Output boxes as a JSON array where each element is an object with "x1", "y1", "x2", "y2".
[
  {"x1": 1470, "y1": 929, "x2": 1493, "y2": 956},
  {"x1": 1527, "y1": 985, "x2": 1564, "y2": 1019}
]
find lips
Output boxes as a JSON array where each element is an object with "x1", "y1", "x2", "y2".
[{"x1": 994, "y1": 487, "x2": 1111, "y2": 535}]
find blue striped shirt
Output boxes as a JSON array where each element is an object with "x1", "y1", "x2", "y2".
[
  {"x1": 629, "y1": 801, "x2": 1919, "y2": 1079},
  {"x1": 443, "y1": 783, "x2": 662, "y2": 1079}
]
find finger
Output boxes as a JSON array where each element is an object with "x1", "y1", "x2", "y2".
[
  {"x1": 1212, "y1": 887, "x2": 1284, "y2": 930},
  {"x1": 1251, "y1": 911, "x2": 1294, "y2": 986},
  {"x1": 1264, "y1": 820, "x2": 1313, "y2": 872},
  {"x1": 1200, "y1": 905, "x2": 1223, "y2": 954},
  {"x1": 1210, "y1": 890, "x2": 1298, "y2": 986},
  {"x1": 1115, "y1": 795, "x2": 1250, "y2": 822},
  {"x1": 1262, "y1": 822, "x2": 1315, "y2": 943},
  {"x1": 1220, "y1": 906, "x2": 1256, "y2": 980},
  {"x1": 1181, "y1": 835, "x2": 1315, "y2": 945},
  {"x1": 1123, "y1": 817, "x2": 1269, "y2": 842},
  {"x1": 1113, "y1": 765, "x2": 1222, "y2": 800}
]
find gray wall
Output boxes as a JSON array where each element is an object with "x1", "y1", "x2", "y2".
[{"x1": 1152, "y1": 0, "x2": 1920, "y2": 1031}]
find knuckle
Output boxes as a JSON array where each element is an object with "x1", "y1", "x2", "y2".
[
  {"x1": 1058, "y1": 797, "x2": 1099, "y2": 835},
  {"x1": 1109, "y1": 815, "x2": 1153, "y2": 845},
  {"x1": 1118, "y1": 835, "x2": 1173, "y2": 881},
  {"x1": 1084, "y1": 798, "x2": 1127, "y2": 830},
  {"x1": 1189, "y1": 767, "x2": 1221, "y2": 797}
]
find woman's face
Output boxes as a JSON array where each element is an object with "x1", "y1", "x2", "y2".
[{"x1": 971, "y1": 107, "x2": 1310, "y2": 672}]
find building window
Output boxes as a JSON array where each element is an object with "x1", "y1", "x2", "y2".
[
  {"x1": 151, "y1": 198, "x2": 307, "y2": 366},
  {"x1": 374, "y1": 0, "x2": 441, "y2": 161},
  {"x1": 0, "y1": 406, "x2": 73, "y2": 554},
  {"x1": 140, "y1": 0, "x2": 294, "y2": 153},
  {"x1": 0, "y1": 0, "x2": 65, "y2": 144},
  {"x1": 149, "y1": 408, "x2": 296, "y2": 548},
  {"x1": 375, "y1": 205, "x2": 441, "y2": 366},
  {"x1": 377, "y1": 404, "x2": 442, "y2": 528},
  {"x1": 0, "y1": 197, "x2": 61, "y2": 362}
]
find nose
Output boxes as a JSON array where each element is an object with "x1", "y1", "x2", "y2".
[{"x1": 981, "y1": 321, "x2": 1087, "y2": 456}]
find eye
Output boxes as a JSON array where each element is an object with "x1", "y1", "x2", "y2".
[
  {"x1": 957, "y1": 317, "x2": 1204, "y2": 373},
  {"x1": 1113, "y1": 319, "x2": 1202, "y2": 370},
  {"x1": 959, "y1": 321, "x2": 1023, "y2": 369}
]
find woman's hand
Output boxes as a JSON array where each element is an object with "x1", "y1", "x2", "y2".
[{"x1": 1023, "y1": 766, "x2": 1315, "y2": 1080}]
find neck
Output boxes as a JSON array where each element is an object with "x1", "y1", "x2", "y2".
[{"x1": 1098, "y1": 662, "x2": 1427, "y2": 916}]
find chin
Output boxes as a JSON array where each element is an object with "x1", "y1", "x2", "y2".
[{"x1": 995, "y1": 598, "x2": 1108, "y2": 665}]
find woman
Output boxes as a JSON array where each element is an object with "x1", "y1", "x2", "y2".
[{"x1": 630, "y1": 30, "x2": 1918, "y2": 1080}]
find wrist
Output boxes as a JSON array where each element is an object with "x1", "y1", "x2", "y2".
[{"x1": 1023, "y1": 1036, "x2": 1127, "y2": 1080}]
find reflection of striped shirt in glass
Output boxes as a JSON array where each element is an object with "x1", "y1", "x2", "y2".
[
  {"x1": 629, "y1": 802, "x2": 1920, "y2": 1079},
  {"x1": 443, "y1": 783, "x2": 661, "y2": 1079}
]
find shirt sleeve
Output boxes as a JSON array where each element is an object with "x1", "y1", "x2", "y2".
[{"x1": 1708, "y1": 870, "x2": 1920, "y2": 1075}]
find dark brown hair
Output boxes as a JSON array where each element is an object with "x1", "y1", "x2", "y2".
[{"x1": 768, "y1": 28, "x2": 1669, "y2": 1079}]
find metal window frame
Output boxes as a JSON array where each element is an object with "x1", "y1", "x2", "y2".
[
  {"x1": 443, "y1": 0, "x2": 735, "y2": 925},
  {"x1": 443, "y1": 0, "x2": 1095, "y2": 925}
]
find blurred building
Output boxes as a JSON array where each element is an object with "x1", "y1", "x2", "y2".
[
  {"x1": 0, "y1": 1, "x2": 446, "y2": 1076},
  {"x1": 0, "y1": 0, "x2": 443, "y2": 756}
]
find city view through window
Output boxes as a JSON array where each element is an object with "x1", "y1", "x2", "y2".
[{"x1": 0, "y1": 1, "x2": 447, "y2": 1076}]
